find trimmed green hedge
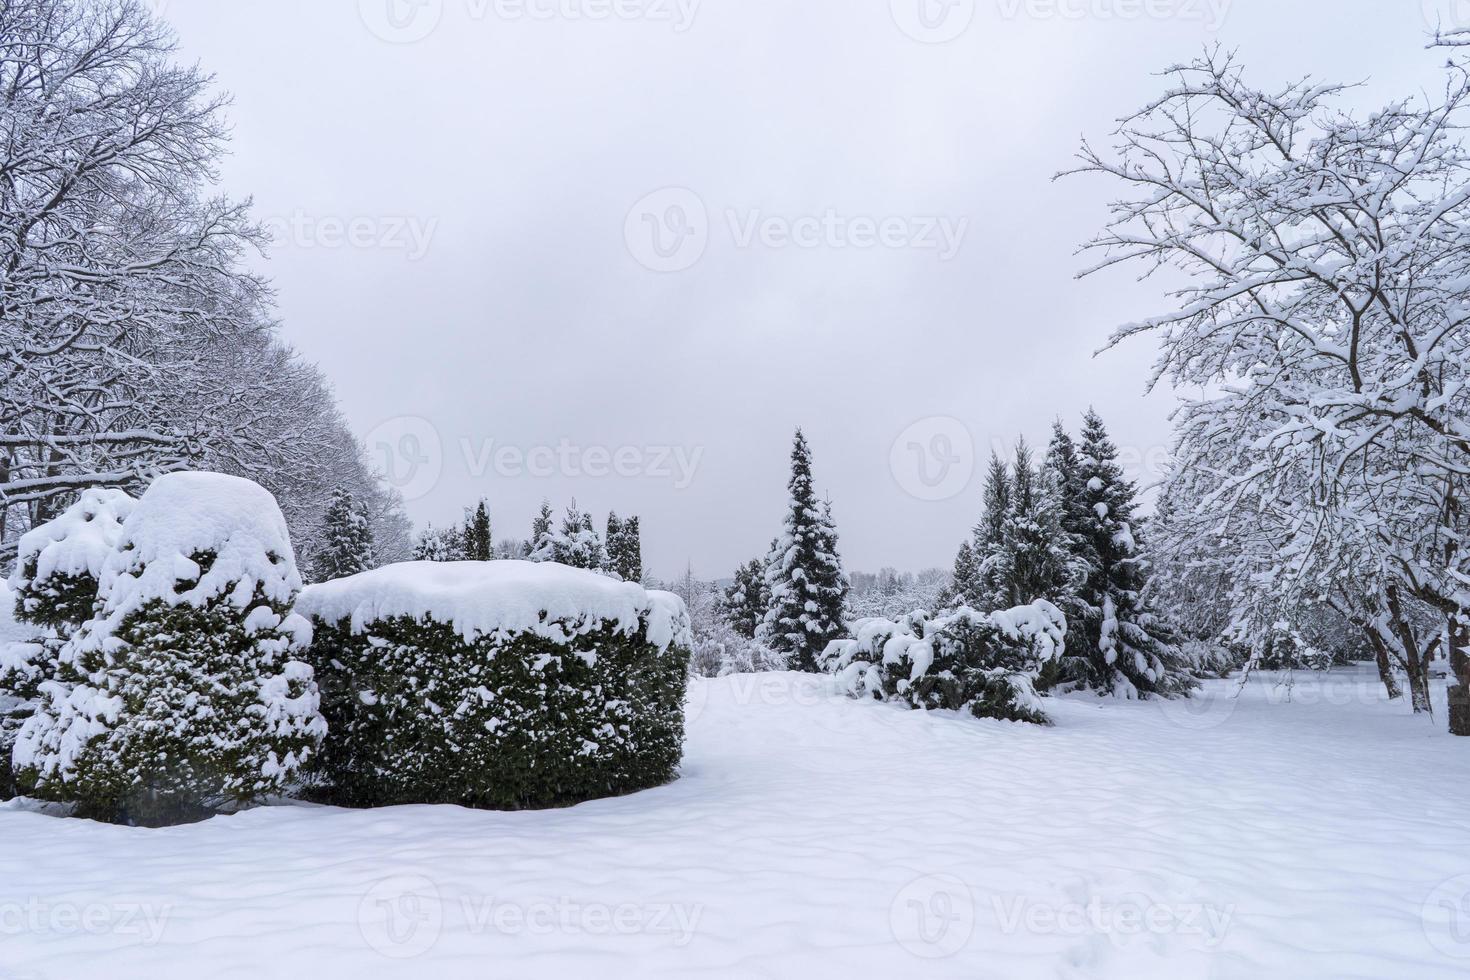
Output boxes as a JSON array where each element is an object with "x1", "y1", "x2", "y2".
[{"x1": 304, "y1": 611, "x2": 689, "y2": 810}]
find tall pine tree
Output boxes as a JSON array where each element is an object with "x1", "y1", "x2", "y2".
[
  {"x1": 973, "y1": 453, "x2": 1014, "y2": 610},
  {"x1": 314, "y1": 485, "x2": 374, "y2": 582},
  {"x1": 461, "y1": 500, "x2": 493, "y2": 562},
  {"x1": 761, "y1": 430, "x2": 849, "y2": 672},
  {"x1": 1073, "y1": 409, "x2": 1189, "y2": 698},
  {"x1": 1000, "y1": 439, "x2": 1071, "y2": 608}
]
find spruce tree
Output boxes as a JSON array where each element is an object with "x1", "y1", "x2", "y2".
[
  {"x1": 1045, "y1": 422, "x2": 1097, "y2": 678},
  {"x1": 461, "y1": 500, "x2": 493, "y2": 562},
  {"x1": 761, "y1": 430, "x2": 849, "y2": 672},
  {"x1": 973, "y1": 454, "x2": 1014, "y2": 610},
  {"x1": 414, "y1": 524, "x2": 463, "y2": 562},
  {"x1": 314, "y1": 486, "x2": 374, "y2": 582},
  {"x1": 999, "y1": 439, "x2": 1071, "y2": 608},
  {"x1": 529, "y1": 500, "x2": 555, "y2": 559},
  {"x1": 1073, "y1": 409, "x2": 1189, "y2": 697},
  {"x1": 606, "y1": 512, "x2": 625, "y2": 577},
  {"x1": 621, "y1": 517, "x2": 643, "y2": 583},
  {"x1": 605, "y1": 513, "x2": 643, "y2": 582},
  {"x1": 941, "y1": 541, "x2": 981, "y2": 609},
  {"x1": 724, "y1": 558, "x2": 769, "y2": 639}
]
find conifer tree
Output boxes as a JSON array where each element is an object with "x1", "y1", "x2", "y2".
[
  {"x1": 529, "y1": 500, "x2": 555, "y2": 559},
  {"x1": 461, "y1": 499, "x2": 493, "y2": 562},
  {"x1": 1073, "y1": 409, "x2": 1189, "y2": 697},
  {"x1": 1046, "y1": 421, "x2": 1097, "y2": 675},
  {"x1": 761, "y1": 430, "x2": 849, "y2": 672},
  {"x1": 621, "y1": 516, "x2": 644, "y2": 583},
  {"x1": 973, "y1": 453, "x2": 1014, "y2": 610},
  {"x1": 414, "y1": 524, "x2": 463, "y2": 562},
  {"x1": 940, "y1": 540, "x2": 982, "y2": 610},
  {"x1": 1000, "y1": 439, "x2": 1071, "y2": 608},
  {"x1": 606, "y1": 512, "x2": 625, "y2": 576},
  {"x1": 314, "y1": 486, "x2": 375, "y2": 582},
  {"x1": 15, "y1": 473, "x2": 326, "y2": 825},
  {"x1": 724, "y1": 559, "x2": 769, "y2": 639}
]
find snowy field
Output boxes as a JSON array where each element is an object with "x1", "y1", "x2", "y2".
[{"x1": 3, "y1": 667, "x2": 1468, "y2": 979}]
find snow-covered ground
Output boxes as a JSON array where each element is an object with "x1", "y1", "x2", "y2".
[{"x1": 3, "y1": 666, "x2": 1468, "y2": 979}]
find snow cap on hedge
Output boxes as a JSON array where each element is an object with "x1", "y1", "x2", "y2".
[
  {"x1": 96, "y1": 472, "x2": 304, "y2": 618},
  {"x1": 10, "y1": 488, "x2": 135, "y2": 595},
  {"x1": 297, "y1": 560, "x2": 691, "y2": 651}
]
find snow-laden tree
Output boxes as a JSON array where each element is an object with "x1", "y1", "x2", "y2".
[
  {"x1": 415, "y1": 524, "x2": 464, "y2": 562},
  {"x1": 312, "y1": 486, "x2": 374, "y2": 583},
  {"x1": 724, "y1": 558, "x2": 769, "y2": 639},
  {"x1": 0, "y1": 0, "x2": 269, "y2": 534},
  {"x1": 1, "y1": 488, "x2": 135, "y2": 800},
  {"x1": 1067, "y1": 48, "x2": 1470, "y2": 730},
  {"x1": 462, "y1": 500, "x2": 493, "y2": 562},
  {"x1": 529, "y1": 501, "x2": 609, "y2": 571},
  {"x1": 760, "y1": 430, "x2": 849, "y2": 672},
  {"x1": 14, "y1": 472, "x2": 326, "y2": 825},
  {"x1": 0, "y1": 0, "x2": 412, "y2": 573},
  {"x1": 1071, "y1": 411, "x2": 1191, "y2": 698},
  {"x1": 606, "y1": 513, "x2": 644, "y2": 583},
  {"x1": 530, "y1": 501, "x2": 555, "y2": 558}
]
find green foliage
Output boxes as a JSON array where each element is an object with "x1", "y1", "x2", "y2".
[
  {"x1": 314, "y1": 485, "x2": 375, "y2": 582},
  {"x1": 723, "y1": 558, "x2": 769, "y2": 639},
  {"x1": 829, "y1": 605, "x2": 1065, "y2": 725},
  {"x1": 19, "y1": 565, "x2": 323, "y2": 826},
  {"x1": 304, "y1": 614, "x2": 690, "y2": 810},
  {"x1": 762, "y1": 430, "x2": 849, "y2": 672},
  {"x1": 462, "y1": 500, "x2": 493, "y2": 562}
]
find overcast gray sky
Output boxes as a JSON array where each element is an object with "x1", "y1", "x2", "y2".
[{"x1": 165, "y1": 0, "x2": 1456, "y2": 580}]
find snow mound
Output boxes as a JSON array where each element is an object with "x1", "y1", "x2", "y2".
[
  {"x1": 95, "y1": 472, "x2": 303, "y2": 621},
  {"x1": 10, "y1": 488, "x2": 134, "y2": 593},
  {"x1": 297, "y1": 560, "x2": 691, "y2": 651}
]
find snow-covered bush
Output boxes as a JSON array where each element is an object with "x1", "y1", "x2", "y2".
[
  {"x1": 14, "y1": 473, "x2": 327, "y2": 826},
  {"x1": 10, "y1": 489, "x2": 135, "y2": 630},
  {"x1": 0, "y1": 582, "x2": 37, "y2": 799},
  {"x1": 2, "y1": 489, "x2": 136, "y2": 800},
  {"x1": 824, "y1": 602, "x2": 1067, "y2": 725},
  {"x1": 297, "y1": 561, "x2": 691, "y2": 810}
]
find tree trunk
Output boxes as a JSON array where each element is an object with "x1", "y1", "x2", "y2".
[
  {"x1": 1362, "y1": 626, "x2": 1403, "y2": 701},
  {"x1": 1387, "y1": 586, "x2": 1434, "y2": 715},
  {"x1": 1448, "y1": 613, "x2": 1470, "y2": 737}
]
